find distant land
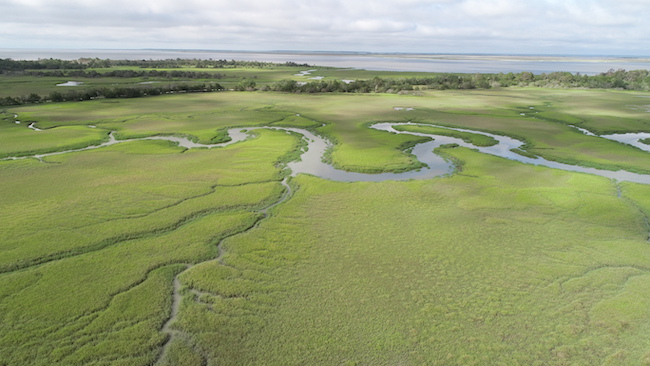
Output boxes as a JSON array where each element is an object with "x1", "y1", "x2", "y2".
[{"x1": 1, "y1": 49, "x2": 650, "y2": 75}]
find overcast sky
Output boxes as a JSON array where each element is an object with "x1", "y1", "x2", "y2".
[{"x1": 1, "y1": 0, "x2": 649, "y2": 55}]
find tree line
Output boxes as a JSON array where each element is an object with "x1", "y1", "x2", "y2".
[
  {"x1": 0, "y1": 58, "x2": 311, "y2": 72},
  {"x1": 105, "y1": 59, "x2": 311, "y2": 69},
  {"x1": 265, "y1": 69, "x2": 650, "y2": 93},
  {"x1": 2, "y1": 67, "x2": 649, "y2": 107},
  {"x1": 489, "y1": 69, "x2": 650, "y2": 90},
  {"x1": 20, "y1": 69, "x2": 227, "y2": 79},
  {"x1": 0, "y1": 83, "x2": 224, "y2": 105}
]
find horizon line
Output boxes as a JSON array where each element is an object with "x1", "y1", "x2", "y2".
[{"x1": 1, "y1": 47, "x2": 649, "y2": 59}]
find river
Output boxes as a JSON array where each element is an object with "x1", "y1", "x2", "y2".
[{"x1": 4, "y1": 123, "x2": 650, "y2": 184}]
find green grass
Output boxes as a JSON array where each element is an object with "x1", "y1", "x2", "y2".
[
  {"x1": 535, "y1": 89, "x2": 650, "y2": 134},
  {"x1": 0, "y1": 119, "x2": 109, "y2": 158},
  {"x1": 1, "y1": 86, "x2": 650, "y2": 365},
  {"x1": 510, "y1": 147, "x2": 539, "y2": 159},
  {"x1": 0, "y1": 131, "x2": 296, "y2": 271},
  {"x1": 0, "y1": 74, "x2": 219, "y2": 99},
  {"x1": 0, "y1": 126, "x2": 303, "y2": 365},
  {"x1": 167, "y1": 148, "x2": 650, "y2": 365}
]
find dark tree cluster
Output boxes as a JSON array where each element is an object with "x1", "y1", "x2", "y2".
[
  {"x1": 267, "y1": 75, "x2": 485, "y2": 94},
  {"x1": 268, "y1": 69, "x2": 650, "y2": 94},
  {"x1": 488, "y1": 69, "x2": 650, "y2": 90},
  {"x1": 0, "y1": 58, "x2": 85, "y2": 72},
  {"x1": 0, "y1": 57, "x2": 312, "y2": 73},
  {"x1": 0, "y1": 83, "x2": 223, "y2": 106},
  {"x1": 23, "y1": 69, "x2": 227, "y2": 79},
  {"x1": 98, "y1": 59, "x2": 311, "y2": 69}
]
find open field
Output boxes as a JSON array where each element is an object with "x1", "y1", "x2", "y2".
[{"x1": 1, "y1": 82, "x2": 650, "y2": 365}]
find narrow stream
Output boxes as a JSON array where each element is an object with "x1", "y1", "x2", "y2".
[
  {"x1": 370, "y1": 123, "x2": 650, "y2": 185},
  {"x1": 154, "y1": 178, "x2": 293, "y2": 365},
  {"x1": 28, "y1": 123, "x2": 42, "y2": 131}
]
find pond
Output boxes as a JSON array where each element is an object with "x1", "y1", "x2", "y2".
[{"x1": 56, "y1": 81, "x2": 83, "y2": 86}]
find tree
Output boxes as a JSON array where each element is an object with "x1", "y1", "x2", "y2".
[
  {"x1": 234, "y1": 80, "x2": 257, "y2": 91},
  {"x1": 49, "y1": 91, "x2": 65, "y2": 102},
  {"x1": 24, "y1": 93, "x2": 42, "y2": 104}
]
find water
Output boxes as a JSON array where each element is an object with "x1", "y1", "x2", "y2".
[
  {"x1": 2, "y1": 49, "x2": 649, "y2": 75},
  {"x1": 28, "y1": 123, "x2": 42, "y2": 131},
  {"x1": 56, "y1": 81, "x2": 84, "y2": 86},
  {"x1": 273, "y1": 127, "x2": 452, "y2": 182},
  {"x1": 568, "y1": 125, "x2": 597, "y2": 136},
  {"x1": 567, "y1": 125, "x2": 650, "y2": 153},
  {"x1": 373, "y1": 123, "x2": 650, "y2": 185},
  {"x1": 5, "y1": 124, "x2": 649, "y2": 184},
  {"x1": 601, "y1": 132, "x2": 650, "y2": 153}
]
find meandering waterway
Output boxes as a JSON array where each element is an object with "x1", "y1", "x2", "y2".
[
  {"x1": 371, "y1": 123, "x2": 650, "y2": 184},
  {"x1": 3, "y1": 123, "x2": 650, "y2": 184}
]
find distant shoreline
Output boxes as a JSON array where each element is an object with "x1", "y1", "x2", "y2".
[
  {"x1": 1, "y1": 49, "x2": 649, "y2": 74},
  {"x1": 3, "y1": 48, "x2": 649, "y2": 61},
  {"x1": 220, "y1": 51, "x2": 650, "y2": 64},
  {"x1": 375, "y1": 54, "x2": 650, "y2": 63}
]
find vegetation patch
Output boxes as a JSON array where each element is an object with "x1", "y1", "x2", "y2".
[
  {"x1": 511, "y1": 148, "x2": 538, "y2": 159},
  {"x1": 393, "y1": 124, "x2": 499, "y2": 146}
]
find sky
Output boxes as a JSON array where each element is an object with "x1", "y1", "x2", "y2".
[{"x1": 1, "y1": 0, "x2": 649, "y2": 56}]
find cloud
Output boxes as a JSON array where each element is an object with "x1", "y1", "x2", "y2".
[
  {"x1": 0, "y1": 0, "x2": 648, "y2": 55},
  {"x1": 458, "y1": 0, "x2": 529, "y2": 18}
]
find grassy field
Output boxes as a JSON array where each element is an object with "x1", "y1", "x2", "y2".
[
  {"x1": 194, "y1": 151, "x2": 650, "y2": 365},
  {"x1": 1, "y1": 84, "x2": 650, "y2": 365}
]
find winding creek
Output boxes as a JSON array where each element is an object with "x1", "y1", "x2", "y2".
[
  {"x1": 4, "y1": 122, "x2": 650, "y2": 184},
  {"x1": 154, "y1": 178, "x2": 294, "y2": 365}
]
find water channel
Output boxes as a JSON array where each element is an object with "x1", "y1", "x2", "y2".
[{"x1": 3, "y1": 123, "x2": 650, "y2": 184}]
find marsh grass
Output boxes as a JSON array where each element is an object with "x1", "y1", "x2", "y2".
[
  {"x1": 510, "y1": 148, "x2": 539, "y2": 159},
  {"x1": 174, "y1": 149, "x2": 650, "y2": 365},
  {"x1": 0, "y1": 210, "x2": 261, "y2": 365},
  {"x1": 0, "y1": 131, "x2": 297, "y2": 268},
  {"x1": 2, "y1": 86, "x2": 650, "y2": 365},
  {"x1": 0, "y1": 127, "x2": 301, "y2": 365},
  {"x1": 0, "y1": 122, "x2": 109, "y2": 158}
]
